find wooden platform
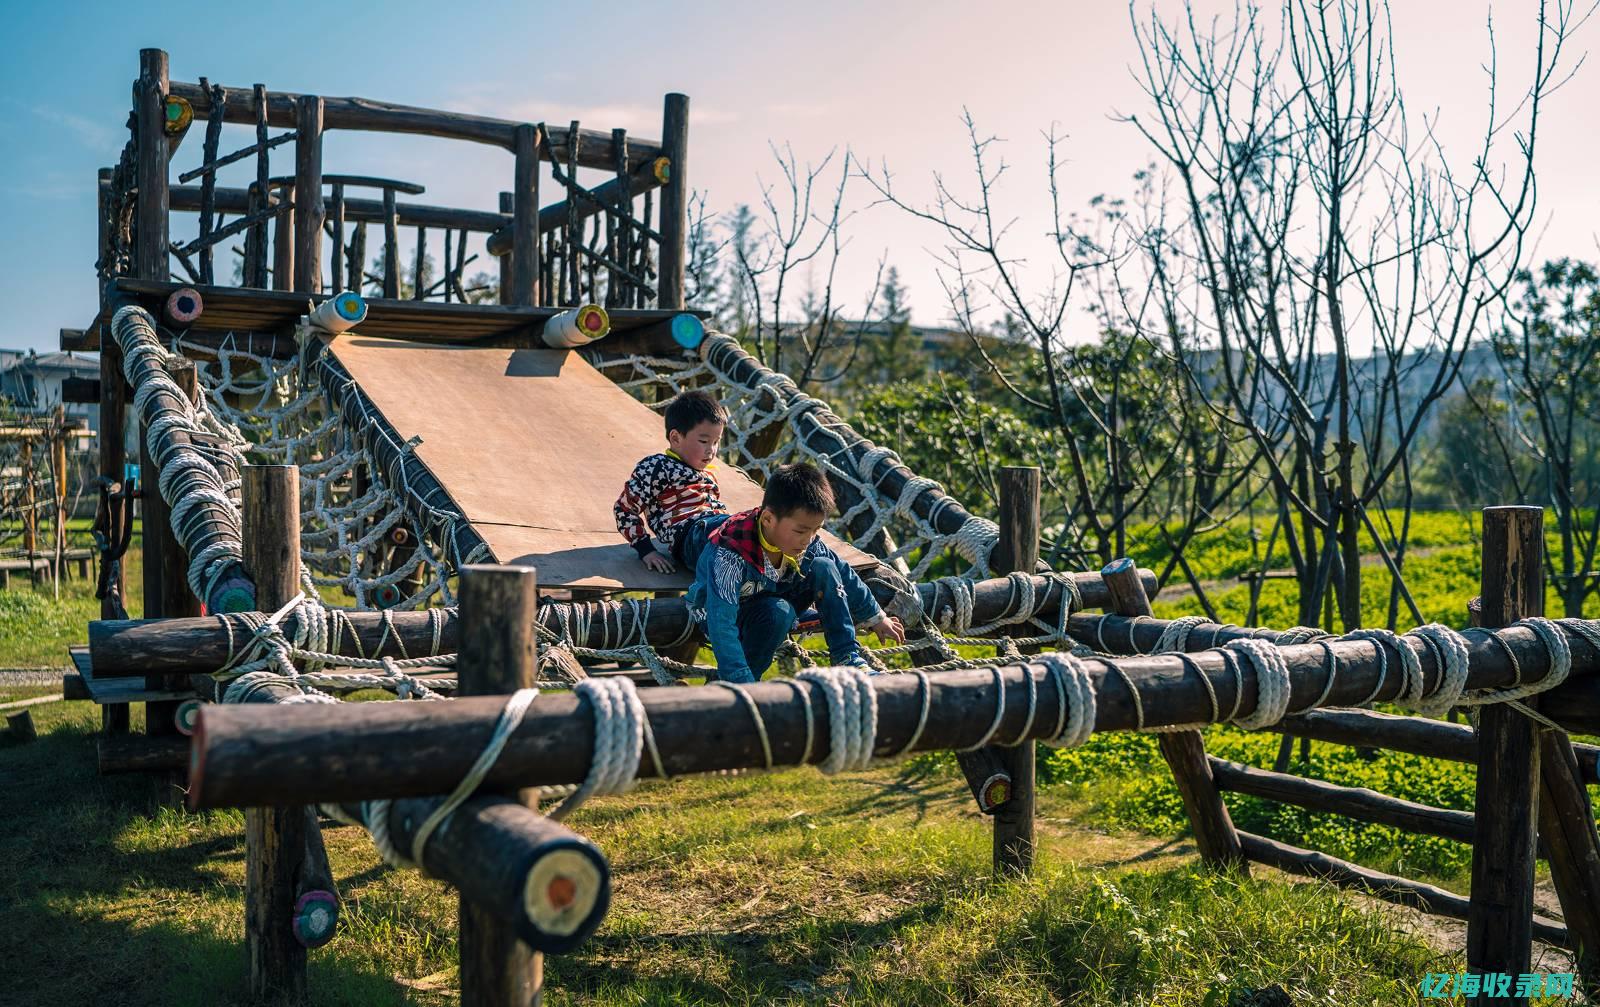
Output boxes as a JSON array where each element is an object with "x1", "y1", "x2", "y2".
[
  {"x1": 326, "y1": 336, "x2": 876, "y2": 591},
  {"x1": 69, "y1": 646, "x2": 193, "y2": 705},
  {"x1": 66, "y1": 279, "x2": 705, "y2": 357}
]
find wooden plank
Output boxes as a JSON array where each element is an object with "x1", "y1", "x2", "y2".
[
  {"x1": 168, "y1": 79, "x2": 663, "y2": 169},
  {"x1": 457, "y1": 565, "x2": 544, "y2": 1006},
  {"x1": 1467, "y1": 505, "x2": 1545, "y2": 1002},
  {"x1": 323, "y1": 338, "x2": 874, "y2": 590}
]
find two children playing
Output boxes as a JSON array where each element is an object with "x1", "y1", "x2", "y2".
[{"x1": 613, "y1": 391, "x2": 904, "y2": 683}]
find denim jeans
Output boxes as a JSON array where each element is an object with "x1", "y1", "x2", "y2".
[{"x1": 725, "y1": 595, "x2": 796, "y2": 683}]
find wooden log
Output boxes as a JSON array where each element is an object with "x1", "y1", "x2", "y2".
[
  {"x1": 90, "y1": 569, "x2": 1159, "y2": 677},
  {"x1": 64, "y1": 672, "x2": 90, "y2": 701},
  {"x1": 954, "y1": 746, "x2": 1013, "y2": 815},
  {"x1": 498, "y1": 192, "x2": 513, "y2": 303},
  {"x1": 1537, "y1": 730, "x2": 1600, "y2": 995},
  {"x1": 272, "y1": 183, "x2": 294, "y2": 292},
  {"x1": 656, "y1": 94, "x2": 688, "y2": 309},
  {"x1": 485, "y1": 161, "x2": 666, "y2": 258},
  {"x1": 187, "y1": 611, "x2": 1590, "y2": 811},
  {"x1": 457, "y1": 564, "x2": 544, "y2": 1006},
  {"x1": 1104, "y1": 557, "x2": 1247, "y2": 872},
  {"x1": 241, "y1": 465, "x2": 311, "y2": 1001},
  {"x1": 348, "y1": 792, "x2": 609, "y2": 955},
  {"x1": 6, "y1": 710, "x2": 36, "y2": 742},
  {"x1": 293, "y1": 96, "x2": 324, "y2": 294},
  {"x1": 991, "y1": 467, "x2": 1039, "y2": 875},
  {"x1": 97, "y1": 332, "x2": 129, "y2": 734},
  {"x1": 1270, "y1": 708, "x2": 1600, "y2": 786},
  {"x1": 382, "y1": 188, "x2": 400, "y2": 299},
  {"x1": 134, "y1": 49, "x2": 170, "y2": 284},
  {"x1": 1237, "y1": 831, "x2": 1569, "y2": 949},
  {"x1": 168, "y1": 80, "x2": 663, "y2": 169},
  {"x1": 329, "y1": 184, "x2": 345, "y2": 291},
  {"x1": 99, "y1": 734, "x2": 188, "y2": 774},
  {"x1": 1209, "y1": 757, "x2": 1519, "y2": 849},
  {"x1": 511, "y1": 125, "x2": 541, "y2": 307},
  {"x1": 173, "y1": 184, "x2": 503, "y2": 233},
  {"x1": 246, "y1": 84, "x2": 272, "y2": 288},
  {"x1": 1468, "y1": 505, "x2": 1544, "y2": 1001}
]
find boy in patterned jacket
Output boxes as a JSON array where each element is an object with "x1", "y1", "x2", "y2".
[
  {"x1": 613, "y1": 390, "x2": 732, "y2": 575},
  {"x1": 685, "y1": 463, "x2": 905, "y2": 684}
]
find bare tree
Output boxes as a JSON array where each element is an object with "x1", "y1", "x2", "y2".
[{"x1": 1115, "y1": 0, "x2": 1584, "y2": 629}]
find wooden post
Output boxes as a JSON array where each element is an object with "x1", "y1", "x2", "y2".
[
  {"x1": 272, "y1": 183, "x2": 294, "y2": 292},
  {"x1": 1537, "y1": 731, "x2": 1600, "y2": 998},
  {"x1": 1102, "y1": 556, "x2": 1248, "y2": 872},
  {"x1": 292, "y1": 96, "x2": 324, "y2": 294},
  {"x1": 413, "y1": 226, "x2": 427, "y2": 299},
  {"x1": 246, "y1": 84, "x2": 271, "y2": 288},
  {"x1": 98, "y1": 216, "x2": 130, "y2": 729},
  {"x1": 456, "y1": 564, "x2": 544, "y2": 1007},
  {"x1": 6, "y1": 710, "x2": 37, "y2": 742},
  {"x1": 381, "y1": 188, "x2": 399, "y2": 299},
  {"x1": 510, "y1": 125, "x2": 540, "y2": 307},
  {"x1": 329, "y1": 184, "x2": 346, "y2": 292},
  {"x1": 134, "y1": 49, "x2": 170, "y2": 284},
  {"x1": 498, "y1": 192, "x2": 513, "y2": 305},
  {"x1": 22, "y1": 441, "x2": 36, "y2": 582},
  {"x1": 1467, "y1": 505, "x2": 1544, "y2": 1004},
  {"x1": 242, "y1": 465, "x2": 310, "y2": 1004},
  {"x1": 991, "y1": 467, "x2": 1039, "y2": 875},
  {"x1": 657, "y1": 95, "x2": 688, "y2": 309}
]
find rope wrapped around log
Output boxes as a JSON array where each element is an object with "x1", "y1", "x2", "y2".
[
  {"x1": 88, "y1": 568, "x2": 1157, "y2": 677},
  {"x1": 112, "y1": 304, "x2": 254, "y2": 611},
  {"x1": 188, "y1": 621, "x2": 1600, "y2": 809}
]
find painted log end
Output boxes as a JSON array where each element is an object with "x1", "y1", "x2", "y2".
[{"x1": 292, "y1": 889, "x2": 339, "y2": 948}]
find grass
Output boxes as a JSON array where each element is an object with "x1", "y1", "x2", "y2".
[{"x1": 9, "y1": 690, "x2": 1561, "y2": 1006}]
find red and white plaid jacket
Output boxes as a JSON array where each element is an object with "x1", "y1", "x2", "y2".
[{"x1": 613, "y1": 452, "x2": 728, "y2": 559}]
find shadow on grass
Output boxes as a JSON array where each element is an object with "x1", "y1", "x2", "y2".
[{"x1": 0, "y1": 711, "x2": 436, "y2": 1007}]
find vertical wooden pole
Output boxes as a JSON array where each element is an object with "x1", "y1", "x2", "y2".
[
  {"x1": 992, "y1": 467, "x2": 1040, "y2": 875},
  {"x1": 133, "y1": 49, "x2": 170, "y2": 284},
  {"x1": 272, "y1": 184, "x2": 294, "y2": 292},
  {"x1": 98, "y1": 159, "x2": 129, "y2": 729},
  {"x1": 329, "y1": 184, "x2": 345, "y2": 292},
  {"x1": 381, "y1": 188, "x2": 400, "y2": 299},
  {"x1": 510, "y1": 125, "x2": 541, "y2": 307},
  {"x1": 51, "y1": 419, "x2": 67, "y2": 586},
  {"x1": 413, "y1": 226, "x2": 427, "y2": 299},
  {"x1": 457, "y1": 564, "x2": 544, "y2": 1007},
  {"x1": 657, "y1": 94, "x2": 689, "y2": 310},
  {"x1": 246, "y1": 84, "x2": 271, "y2": 288},
  {"x1": 1538, "y1": 730, "x2": 1600, "y2": 998},
  {"x1": 242, "y1": 465, "x2": 309, "y2": 1004},
  {"x1": 1467, "y1": 505, "x2": 1544, "y2": 1005},
  {"x1": 293, "y1": 96, "x2": 324, "y2": 294},
  {"x1": 22, "y1": 441, "x2": 37, "y2": 581},
  {"x1": 1102, "y1": 556, "x2": 1248, "y2": 871},
  {"x1": 498, "y1": 192, "x2": 513, "y2": 305}
]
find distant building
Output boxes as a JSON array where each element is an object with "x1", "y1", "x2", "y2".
[{"x1": 0, "y1": 350, "x2": 100, "y2": 431}]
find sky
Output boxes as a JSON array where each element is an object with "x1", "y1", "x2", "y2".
[{"x1": 0, "y1": 0, "x2": 1595, "y2": 353}]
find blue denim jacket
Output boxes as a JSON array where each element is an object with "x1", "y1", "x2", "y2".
[{"x1": 687, "y1": 532, "x2": 883, "y2": 683}]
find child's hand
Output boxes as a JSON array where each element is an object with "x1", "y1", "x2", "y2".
[
  {"x1": 642, "y1": 551, "x2": 676, "y2": 574},
  {"x1": 870, "y1": 614, "x2": 905, "y2": 645}
]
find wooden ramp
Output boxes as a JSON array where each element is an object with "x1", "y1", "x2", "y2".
[{"x1": 325, "y1": 336, "x2": 875, "y2": 591}]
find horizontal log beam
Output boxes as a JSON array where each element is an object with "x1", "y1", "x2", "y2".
[
  {"x1": 1237, "y1": 830, "x2": 1570, "y2": 948},
  {"x1": 90, "y1": 569, "x2": 1157, "y2": 678},
  {"x1": 485, "y1": 165, "x2": 665, "y2": 257},
  {"x1": 1072, "y1": 612, "x2": 1600, "y2": 735},
  {"x1": 1211, "y1": 757, "x2": 1552, "y2": 857},
  {"x1": 99, "y1": 734, "x2": 189, "y2": 774},
  {"x1": 167, "y1": 80, "x2": 663, "y2": 170},
  {"x1": 190, "y1": 627, "x2": 1588, "y2": 809},
  {"x1": 1269, "y1": 708, "x2": 1600, "y2": 786},
  {"x1": 333, "y1": 795, "x2": 610, "y2": 953},
  {"x1": 170, "y1": 184, "x2": 507, "y2": 234}
]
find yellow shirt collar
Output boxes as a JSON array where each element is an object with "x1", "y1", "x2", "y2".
[
  {"x1": 665, "y1": 448, "x2": 715, "y2": 471},
  {"x1": 758, "y1": 521, "x2": 802, "y2": 573}
]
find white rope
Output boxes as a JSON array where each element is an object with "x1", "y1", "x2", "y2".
[
  {"x1": 1035, "y1": 652, "x2": 1096, "y2": 748},
  {"x1": 1223, "y1": 638, "x2": 1293, "y2": 730},
  {"x1": 548, "y1": 677, "x2": 648, "y2": 821},
  {"x1": 1349, "y1": 628, "x2": 1423, "y2": 710},
  {"x1": 1404, "y1": 624, "x2": 1471, "y2": 718},
  {"x1": 796, "y1": 666, "x2": 878, "y2": 773}
]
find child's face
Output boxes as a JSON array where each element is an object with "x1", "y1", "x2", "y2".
[
  {"x1": 668, "y1": 420, "x2": 723, "y2": 470},
  {"x1": 760, "y1": 507, "x2": 825, "y2": 558}
]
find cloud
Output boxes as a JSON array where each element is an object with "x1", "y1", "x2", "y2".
[{"x1": 766, "y1": 101, "x2": 832, "y2": 119}]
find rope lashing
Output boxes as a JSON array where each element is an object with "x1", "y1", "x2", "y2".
[
  {"x1": 1460, "y1": 617, "x2": 1573, "y2": 720},
  {"x1": 1034, "y1": 652, "x2": 1096, "y2": 748},
  {"x1": 364, "y1": 686, "x2": 541, "y2": 871},
  {"x1": 796, "y1": 666, "x2": 878, "y2": 774},
  {"x1": 1151, "y1": 615, "x2": 1214, "y2": 654},
  {"x1": 548, "y1": 677, "x2": 654, "y2": 821},
  {"x1": 1222, "y1": 638, "x2": 1293, "y2": 730},
  {"x1": 1402, "y1": 624, "x2": 1471, "y2": 718},
  {"x1": 1349, "y1": 628, "x2": 1423, "y2": 710}
]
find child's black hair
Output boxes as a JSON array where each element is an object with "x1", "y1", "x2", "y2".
[
  {"x1": 663, "y1": 389, "x2": 728, "y2": 436},
  {"x1": 762, "y1": 463, "x2": 835, "y2": 518}
]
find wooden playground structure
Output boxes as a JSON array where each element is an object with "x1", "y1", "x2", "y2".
[{"x1": 57, "y1": 48, "x2": 1600, "y2": 1006}]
